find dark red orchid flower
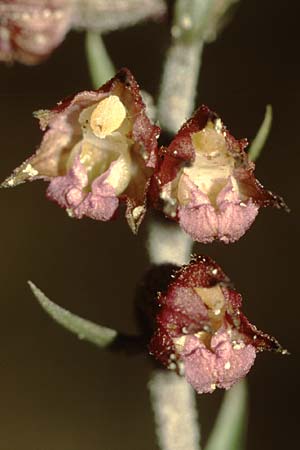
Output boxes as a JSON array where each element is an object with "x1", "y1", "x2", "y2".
[
  {"x1": 151, "y1": 105, "x2": 287, "y2": 243},
  {"x1": 149, "y1": 256, "x2": 286, "y2": 394},
  {"x1": 2, "y1": 68, "x2": 160, "y2": 232}
]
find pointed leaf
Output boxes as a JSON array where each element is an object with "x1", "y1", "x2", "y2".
[
  {"x1": 28, "y1": 281, "x2": 118, "y2": 348},
  {"x1": 204, "y1": 380, "x2": 248, "y2": 450},
  {"x1": 248, "y1": 105, "x2": 273, "y2": 162}
]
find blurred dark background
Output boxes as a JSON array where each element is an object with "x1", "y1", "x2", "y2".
[{"x1": 0, "y1": 0, "x2": 299, "y2": 449}]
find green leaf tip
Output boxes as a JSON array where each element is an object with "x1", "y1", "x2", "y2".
[
  {"x1": 248, "y1": 104, "x2": 273, "y2": 162},
  {"x1": 204, "y1": 380, "x2": 248, "y2": 450},
  {"x1": 28, "y1": 281, "x2": 118, "y2": 348}
]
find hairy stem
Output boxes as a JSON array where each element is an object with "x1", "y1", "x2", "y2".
[
  {"x1": 149, "y1": 370, "x2": 201, "y2": 450},
  {"x1": 147, "y1": 219, "x2": 193, "y2": 266},
  {"x1": 158, "y1": 0, "x2": 240, "y2": 134},
  {"x1": 157, "y1": 0, "x2": 213, "y2": 133},
  {"x1": 158, "y1": 41, "x2": 204, "y2": 134},
  {"x1": 147, "y1": 218, "x2": 197, "y2": 450}
]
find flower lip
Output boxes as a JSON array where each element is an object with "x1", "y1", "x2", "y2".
[
  {"x1": 2, "y1": 68, "x2": 160, "y2": 232},
  {"x1": 149, "y1": 255, "x2": 286, "y2": 394},
  {"x1": 151, "y1": 105, "x2": 288, "y2": 243}
]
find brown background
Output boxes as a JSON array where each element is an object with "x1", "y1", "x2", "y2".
[{"x1": 0, "y1": 0, "x2": 299, "y2": 449}]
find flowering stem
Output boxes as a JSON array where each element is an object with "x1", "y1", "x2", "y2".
[
  {"x1": 147, "y1": 219, "x2": 197, "y2": 450},
  {"x1": 147, "y1": 218, "x2": 193, "y2": 266},
  {"x1": 85, "y1": 31, "x2": 115, "y2": 89},
  {"x1": 158, "y1": 42, "x2": 204, "y2": 134},
  {"x1": 149, "y1": 370, "x2": 201, "y2": 450},
  {"x1": 157, "y1": 0, "x2": 214, "y2": 134}
]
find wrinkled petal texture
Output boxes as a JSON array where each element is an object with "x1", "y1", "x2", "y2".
[
  {"x1": 0, "y1": 0, "x2": 72, "y2": 64},
  {"x1": 47, "y1": 156, "x2": 119, "y2": 221},
  {"x1": 183, "y1": 331, "x2": 256, "y2": 393},
  {"x1": 149, "y1": 256, "x2": 285, "y2": 394},
  {"x1": 151, "y1": 105, "x2": 286, "y2": 243},
  {"x1": 2, "y1": 68, "x2": 160, "y2": 231},
  {"x1": 178, "y1": 175, "x2": 259, "y2": 243}
]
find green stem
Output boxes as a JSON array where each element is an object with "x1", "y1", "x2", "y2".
[{"x1": 85, "y1": 31, "x2": 115, "y2": 89}]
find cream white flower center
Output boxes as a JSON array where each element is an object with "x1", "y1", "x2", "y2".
[
  {"x1": 194, "y1": 285, "x2": 226, "y2": 330},
  {"x1": 194, "y1": 285, "x2": 225, "y2": 313},
  {"x1": 90, "y1": 95, "x2": 127, "y2": 139},
  {"x1": 67, "y1": 95, "x2": 133, "y2": 195},
  {"x1": 177, "y1": 121, "x2": 239, "y2": 207},
  {"x1": 172, "y1": 285, "x2": 227, "y2": 355}
]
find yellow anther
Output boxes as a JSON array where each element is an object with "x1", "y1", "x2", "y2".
[{"x1": 90, "y1": 95, "x2": 126, "y2": 139}]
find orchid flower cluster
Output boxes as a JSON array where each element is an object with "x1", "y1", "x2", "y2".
[
  {"x1": 1, "y1": 0, "x2": 288, "y2": 448},
  {"x1": 2, "y1": 67, "x2": 287, "y2": 393}
]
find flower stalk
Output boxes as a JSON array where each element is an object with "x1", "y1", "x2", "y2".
[
  {"x1": 147, "y1": 219, "x2": 192, "y2": 266},
  {"x1": 147, "y1": 217, "x2": 197, "y2": 450}
]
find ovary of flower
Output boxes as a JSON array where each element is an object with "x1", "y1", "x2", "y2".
[
  {"x1": 90, "y1": 95, "x2": 127, "y2": 139},
  {"x1": 177, "y1": 122, "x2": 239, "y2": 207}
]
